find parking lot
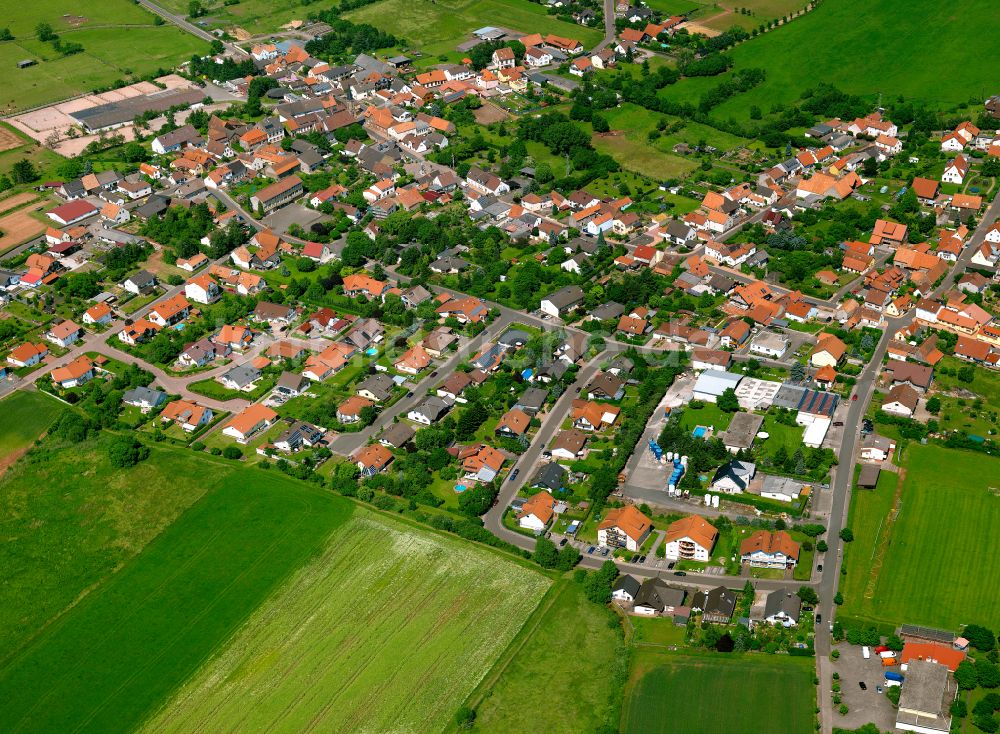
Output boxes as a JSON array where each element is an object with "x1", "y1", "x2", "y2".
[{"x1": 827, "y1": 642, "x2": 897, "y2": 732}]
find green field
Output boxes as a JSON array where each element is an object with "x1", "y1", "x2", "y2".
[
  {"x1": 622, "y1": 650, "x2": 816, "y2": 734},
  {"x1": 140, "y1": 512, "x2": 549, "y2": 734},
  {"x1": 465, "y1": 580, "x2": 625, "y2": 734},
  {"x1": 661, "y1": 0, "x2": 1000, "y2": 124},
  {"x1": 0, "y1": 390, "x2": 62, "y2": 468},
  {"x1": 345, "y1": 0, "x2": 602, "y2": 57},
  {"x1": 840, "y1": 444, "x2": 1000, "y2": 630},
  {"x1": 157, "y1": 0, "x2": 312, "y2": 34},
  {"x1": 1, "y1": 1, "x2": 207, "y2": 112},
  {"x1": 593, "y1": 105, "x2": 700, "y2": 180}
]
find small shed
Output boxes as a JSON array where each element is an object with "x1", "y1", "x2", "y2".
[
  {"x1": 857, "y1": 463, "x2": 881, "y2": 489},
  {"x1": 18, "y1": 59, "x2": 37, "y2": 69}
]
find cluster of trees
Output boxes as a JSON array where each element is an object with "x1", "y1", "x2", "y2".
[
  {"x1": 35, "y1": 22, "x2": 83, "y2": 56},
  {"x1": 189, "y1": 54, "x2": 256, "y2": 82},
  {"x1": 698, "y1": 67, "x2": 766, "y2": 113},
  {"x1": 516, "y1": 112, "x2": 619, "y2": 190},
  {"x1": 304, "y1": 14, "x2": 398, "y2": 60},
  {"x1": 679, "y1": 52, "x2": 733, "y2": 77},
  {"x1": 107, "y1": 435, "x2": 150, "y2": 468},
  {"x1": 533, "y1": 536, "x2": 580, "y2": 571},
  {"x1": 467, "y1": 39, "x2": 525, "y2": 71}
]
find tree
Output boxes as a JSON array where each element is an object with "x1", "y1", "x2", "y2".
[
  {"x1": 796, "y1": 586, "x2": 818, "y2": 605},
  {"x1": 583, "y1": 560, "x2": 619, "y2": 604},
  {"x1": 556, "y1": 543, "x2": 581, "y2": 571},
  {"x1": 0, "y1": 27, "x2": 13, "y2": 41},
  {"x1": 122, "y1": 142, "x2": 148, "y2": 163},
  {"x1": 965, "y1": 625, "x2": 997, "y2": 652},
  {"x1": 10, "y1": 158, "x2": 38, "y2": 184},
  {"x1": 925, "y1": 395, "x2": 941, "y2": 414},
  {"x1": 222, "y1": 445, "x2": 243, "y2": 460},
  {"x1": 717, "y1": 387, "x2": 739, "y2": 413},
  {"x1": 454, "y1": 706, "x2": 476, "y2": 730},
  {"x1": 839, "y1": 527, "x2": 854, "y2": 542},
  {"x1": 36, "y1": 22, "x2": 56, "y2": 42},
  {"x1": 955, "y1": 659, "x2": 979, "y2": 690},
  {"x1": 817, "y1": 539, "x2": 828, "y2": 552},
  {"x1": 833, "y1": 592, "x2": 844, "y2": 605},
  {"x1": 789, "y1": 361, "x2": 805, "y2": 383},
  {"x1": 978, "y1": 660, "x2": 1000, "y2": 689},
  {"x1": 951, "y1": 698, "x2": 968, "y2": 718},
  {"x1": 458, "y1": 483, "x2": 497, "y2": 516},
  {"x1": 533, "y1": 536, "x2": 559, "y2": 568},
  {"x1": 591, "y1": 114, "x2": 610, "y2": 133},
  {"x1": 188, "y1": 0, "x2": 205, "y2": 17},
  {"x1": 107, "y1": 436, "x2": 150, "y2": 468}
]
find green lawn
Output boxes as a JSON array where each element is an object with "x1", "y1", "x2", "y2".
[
  {"x1": 464, "y1": 580, "x2": 625, "y2": 734},
  {"x1": 0, "y1": 390, "x2": 62, "y2": 468},
  {"x1": 1, "y1": 1, "x2": 207, "y2": 112},
  {"x1": 839, "y1": 444, "x2": 1000, "y2": 630},
  {"x1": 660, "y1": 0, "x2": 1000, "y2": 125},
  {"x1": 140, "y1": 511, "x2": 549, "y2": 734},
  {"x1": 621, "y1": 649, "x2": 816, "y2": 734},
  {"x1": 345, "y1": 0, "x2": 602, "y2": 57}
]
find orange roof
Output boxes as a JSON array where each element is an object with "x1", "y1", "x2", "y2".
[
  {"x1": 814, "y1": 333, "x2": 847, "y2": 360},
  {"x1": 663, "y1": 515, "x2": 717, "y2": 549},
  {"x1": 739, "y1": 530, "x2": 799, "y2": 560},
  {"x1": 871, "y1": 219, "x2": 907, "y2": 243},
  {"x1": 162, "y1": 399, "x2": 210, "y2": 426},
  {"x1": 815, "y1": 365, "x2": 836, "y2": 382},
  {"x1": 517, "y1": 491, "x2": 555, "y2": 525},
  {"x1": 496, "y1": 407, "x2": 530, "y2": 435},
  {"x1": 50, "y1": 355, "x2": 93, "y2": 384},
  {"x1": 338, "y1": 395, "x2": 374, "y2": 417},
  {"x1": 85, "y1": 302, "x2": 112, "y2": 321},
  {"x1": 900, "y1": 643, "x2": 965, "y2": 672},
  {"x1": 225, "y1": 404, "x2": 277, "y2": 435},
  {"x1": 600, "y1": 505, "x2": 653, "y2": 543},
  {"x1": 150, "y1": 293, "x2": 190, "y2": 321},
  {"x1": 355, "y1": 443, "x2": 393, "y2": 469},
  {"x1": 394, "y1": 344, "x2": 431, "y2": 371},
  {"x1": 343, "y1": 273, "x2": 388, "y2": 297},
  {"x1": 8, "y1": 342, "x2": 48, "y2": 363}
]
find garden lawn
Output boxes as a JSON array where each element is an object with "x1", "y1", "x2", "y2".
[
  {"x1": 661, "y1": 0, "x2": 1000, "y2": 124},
  {"x1": 140, "y1": 511, "x2": 550, "y2": 734},
  {"x1": 840, "y1": 444, "x2": 1000, "y2": 630},
  {"x1": 0, "y1": 460, "x2": 349, "y2": 734},
  {"x1": 463, "y1": 580, "x2": 625, "y2": 734},
  {"x1": 0, "y1": 391, "x2": 62, "y2": 470},
  {"x1": 345, "y1": 0, "x2": 602, "y2": 57},
  {"x1": 621, "y1": 649, "x2": 815, "y2": 734}
]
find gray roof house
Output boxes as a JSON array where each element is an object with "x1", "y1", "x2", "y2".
[
  {"x1": 406, "y1": 395, "x2": 452, "y2": 425},
  {"x1": 531, "y1": 462, "x2": 566, "y2": 492},
  {"x1": 515, "y1": 387, "x2": 548, "y2": 415},
  {"x1": 762, "y1": 591, "x2": 802, "y2": 627},
  {"x1": 691, "y1": 586, "x2": 738, "y2": 624},
  {"x1": 611, "y1": 574, "x2": 641, "y2": 602},
  {"x1": 356, "y1": 373, "x2": 396, "y2": 402},
  {"x1": 220, "y1": 364, "x2": 261, "y2": 391},
  {"x1": 122, "y1": 386, "x2": 167, "y2": 411},
  {"x1": 719, "y1": 412, "x2": 765, "y2": 453},
  {"x1": 711, "y1": 460, "x2": 756, "y2": 494},
  {"x1": 379, "y1": 421, "x2": 415, "y2": 448},
  {"x1": 540, "y1": 285, "x2": 585, "y2": 317},
  {"x1": 634, "y1": 578, "x2": 687, "y2": 615},
  {"x1": 275, "y1": 371, "x2": 311, "y2": 397}
]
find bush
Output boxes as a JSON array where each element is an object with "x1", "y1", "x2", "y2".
[
  {"x1": 107, "y1": 435, "x2": 150, "y2": 468},
  {"x1": 831, "y1": 650, "x2": 840, "y2": 660},
  {"x1": 455, "y1": 706, "x2": 476, "y2": 730},
  {"x1": 222, "y1": 445, "x2": 243, "y2": 460},
  {"x1": 191, "y1": 441, "x2": 205, "y2": 451}
]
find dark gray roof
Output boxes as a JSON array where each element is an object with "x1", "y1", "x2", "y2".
[
  {"x1": 222, "y1": 364, "x2": 260, "y2": 388},
  {"x1": 499, "y1": 329, "x2": 531, "y2": 348},
  {"x1": 531, "y1": 462, "x2": 566, "y2": 491},
  {"x1": 763, "y1": 591, "x2": 801, "y2": 621},
  {"x1": 612, "y1": 574, "x2": 641, "y2": 598},
  {"x1": 516, "y1": 387, "x2": 548, "y2": 412},
  {"x1": 379, "y1": 421, "x2": 415, "y2": 448},
  {"x1": 122, "y1": 386, "x2": 166, "y2": 406},
  {"x1": 635, "y1": 578, "x2": 686, "y2": 610}
]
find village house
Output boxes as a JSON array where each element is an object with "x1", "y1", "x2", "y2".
[
  {"x1": 597, "y1": 505, "x2": 653, "y2": 552},
  {"x1": 662, "y1": 515, "x2": 718, "y2": 561}
]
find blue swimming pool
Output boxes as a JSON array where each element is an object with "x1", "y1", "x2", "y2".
[
  {"x1": 692, "y1": 426, "x2": 707, "y2": 438},
  {"x1": 454, "y1": 484, "x2": 468, "y2": 493},
  {"x1": 173, "y1": 323, "x2": 185, "y2": 331},
  {"x1": 365, "y1": 347, "x2": 378, "y2": 356}
]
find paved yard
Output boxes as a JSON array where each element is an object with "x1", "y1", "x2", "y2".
[{"x1": 827, "y1": 642, "x2": 897, "y2": 732}]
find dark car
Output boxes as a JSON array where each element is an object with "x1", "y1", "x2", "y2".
[
  {"x1": 817, "y1": 564, "x2": 823, "y2": 572},
  {"x1": 668, "y1": 562, "x2": 676, "y2": 570},
  {"x1": 406, "y1": 391, "x2": 414, "y2": 397},
  {"x1": 859, "y1": 681, "x2": 867, "y2": 691},
  {"x1": 587, "y1": 546, "x2": 595, "y2": 554},
  {"x1": 630, "y1": 554, "x2": 639, "y2": 563},
  {"x1": 673, "y1": 571, "x2": 687, "y2": 577},
  {"x1": 639, "y1": 555, "x2": 646, "y2": 563},
  {"x1": 816, "y1": 613, "x2": 822, "y2": 624},
  {"x1": 559, "y1": 538, "x2": 568, "y2": 547},
  {"x1": 833, "y1": 421, "x2": 844, "y2": 427},
  {"x1": 430, "y1": 371, "x2": 438, "y2": 377},
  {"x1": 601, "y1": 548, "x2": 610, "y2": 556},
  {"x1": 508, "y1": 468, "x2": 519, "y2": 483}
]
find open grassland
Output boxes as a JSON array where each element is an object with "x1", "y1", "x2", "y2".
[
  {"x1": 1, "y1": 1, "x2": 207, "y2": 112},
  {"x1": 841, "y1": 444, "x2": 1000, "y2": 630},
  {"x1": 157, "y1": 0, "x2": 310, "y2": 34},
  {"x1": 463, "y1": 580, "x2": 625, "y2": 734},
  {"x1": 593, "y1": 104, "x2": 700, "y2": 180},
  {"x1": 345, "y1": 0, "x2": 602, "y2": 57},
  {"x1": 622, "y1": 649, "x2": 816, "y2": 734},
  {"x1": 662, "y1": 0, "x2": 1000, "y2": 124},
  {"x1": 0, "y1": 391, "x2": 62, "y2": 472},
  {"x1": 0, "y1": 464, "x2": 349, "y2": 734},
  {"x1": 141, "y1": 512, "x2": 550, "y2": 734},
  {"x1": 0, "y1": 439, "x2": 237, "y2": 661}
]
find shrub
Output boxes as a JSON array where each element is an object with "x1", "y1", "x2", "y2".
[{"x1": 222, "y1": 445, "x2": 243, "y2": 460}]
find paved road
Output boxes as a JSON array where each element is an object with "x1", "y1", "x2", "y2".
[
  {"x1": 593, "y1": 0, "x2": 617, "y2": 51},
  {"x1": 137, "y1": 0, "x2": 217, "y2": 43}
]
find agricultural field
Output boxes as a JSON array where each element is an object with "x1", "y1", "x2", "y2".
[
  {"x1": 662, "y1": 0, "x2": 1000, "y2": 124},
  {"x1": 141, "y1": 512, "x2": 549, "y2": 734},
  {"x1": 0, "y1": 438, "x2": 241, "y2": 662},
  {"x1": 621, "y1": 649, "x2": 816, "y2": 734},
  {"x1": 157, "y1": 0, "x2": 311, "y2": 35},
  {"x1": 1, "y1": 2, "x2": 207, "y2": 113},
  {"x1": 464, "y1": 580, "x2": 626, "y2": 734},
  {"x1": 840, "y1": 444, "x2": 1000, "y2": 630},
  {"x1": 345, "y1": 0, "x2": 602, "y2": 58},
  {"x1": 0, "y1": 390, "x2": 62, "y2": 473},
  {"x1": 0, "y1": 463, "x2": 348, "y2": 734}
]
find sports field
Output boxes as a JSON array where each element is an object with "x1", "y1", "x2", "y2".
[
  {"x1": 660, "y1": 0, "x2": 1000, "y2": 123},
  {"x1": 1, "y1": 1, "x2": 207, "y2": 112},
  {"x1": 345, "y1": 0, "x2": 602, "y2": 57},
  {"x1": 140, "y1": 512, "x2": 549, "y2": 734},
  {"x1": 840, "y1": 445, "x2": 1000, "y2": 630},
  {"x1": 0, "y1": 467, "x2": 349, "y2": 734},
  {"x1": 0, "y1": 391, "x2": 61, "y2": 473},
  {"x1": 465, "y1": 580, "x2": 625, "y2": 734},
  {"x1": 621, "y1": 650, "x2": 816, "y2": 734}
]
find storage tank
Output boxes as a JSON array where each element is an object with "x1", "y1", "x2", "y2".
[
  {"x1": 704, "y1": 494, "x2": 712, "y2": 506},
  {"x1": 712, "y1": 495, "x2": 720, "y2": 508}
]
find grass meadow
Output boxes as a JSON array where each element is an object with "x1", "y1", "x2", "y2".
[
  {"x1": 140, "y1": 512, "x2": 550, "y2": 734},
  {"x1": 661, "y1": 0, "x2": 1000, "y2": 124},
  {"x1": 345, "y1": 0, "x2": 602, "y2": 57},
  {"x1": 840, "y1": 444, "x2": 1000, "y2": 630},
  {"x1": 0, "y1": 464, "x2": 349, "y2": 734},
  {"x1": 621, "y1": 649, "x2": 816, "y2": 734},
  {"x1": 462, "y1": 580, "x2": 626, "y2": 734},
  {"x1": 0, "y1": 390, "x2": 62, "y2": 470},
  {"x1": 2, "y1": 1, "x2": 207, "y2": 112},
  {"x1": 593, "y1": 104, "x2": 700, "y2": 180}
]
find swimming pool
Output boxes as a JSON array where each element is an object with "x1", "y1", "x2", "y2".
[
  {"x1": 173, "y1": 323, "x2": 185, "y2": 331},
  {"x1": 454, "y1": 484, "x2": 467, "y2": 493},
  {"x1": 365, "y1": 347, "x2": 378, "y2": 356},
  {"x1": 692, "y1": 426, "x2": 707, "y2": 438}
]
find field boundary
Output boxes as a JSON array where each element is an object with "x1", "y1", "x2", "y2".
[{"x1": 862, "y1": 468, "x2": 904, "y2": 600}]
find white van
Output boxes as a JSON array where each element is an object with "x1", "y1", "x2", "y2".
[
  {"x1": 880, "y1": 651, "x2": 896, "y2": 659},
  {"x1": 862, "y1": 646, "x2": 871, "y2": 659}
]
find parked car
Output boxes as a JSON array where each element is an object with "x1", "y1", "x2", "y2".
[
  {"x1": 430, "y1": 371, "x2": 438, "y2": 377},
  {"x1": 508, "y1": 468, "x2": 519, "y2": 482},
  {"x1": 816, "y1": 614, "x2": 822, "y2": 624},
  {"x1": 601, "y1": 548, "x2": 610, "y2": 556},
  {"x1": 859, "y1": 681, "x2": 867, "y2": 691},
  {"x1": 638, "y1": 555, "x2": 646, "y2": 563},
  {"x1": 559, "y1": 538, "x2": 567, "y2": 547},
  {"x1": 833, "y1": 421, "x2": 844, "y2": 427},
  {"x1": 817, "y1": 564, "x2": 823, "y2": 572},
  {"x1": 667, "y1": 562, "x2": 676, "y2": 569},
  {"x1": 673, "y1": 571, "x2": 687, "y2": 577},
  {"x1": 587, "y1": 546, "x2": 595, "y2": 554},
  {"x1": 406, "y1": 391, "x2": 414, "y2": 397},
  {"x1": 876, "y1": 686, "x2": 883, "y2": 694},
  {"x1": 852, "y1": 394, "x2": 858, "y2": 401}
]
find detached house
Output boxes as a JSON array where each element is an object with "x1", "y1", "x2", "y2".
[
  {"x1": 692, "y1": 586, "x2": 738, "y2": 624},
  {"x1": 517, "y1": 491, "x2": 555, "y2": 532},
  {"x1": 45, "y1": 320, "x2": 82, "y2": 348},
  {"x1": 663, "y1": 515, "x2": 718, "y2": 561},
  {"x1": 597, "y1": 505, "x2": 653, "y2": 552},
  {"x1": 740, "y1": 530, "x2": 800, "y2": 569}
]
